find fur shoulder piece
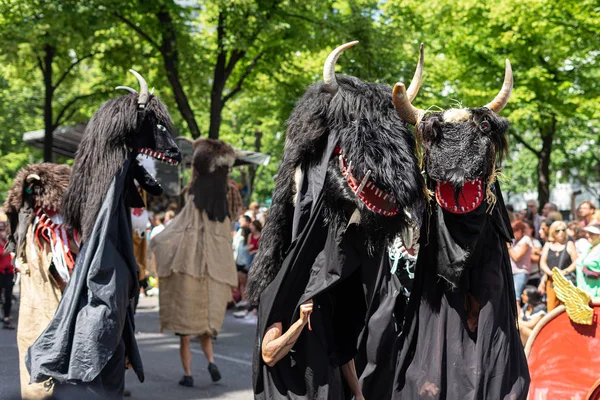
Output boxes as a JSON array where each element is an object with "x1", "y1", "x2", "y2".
[
  {"x1": 192, "y1": 138, "x2": 236, "y2": 176},
  {"x1": 4, "y1": 163, "x2": 72, "y2": 213}
]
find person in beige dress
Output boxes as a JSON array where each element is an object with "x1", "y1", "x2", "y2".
[
  {"x1": 151, "y1": 138, "x2": 238, "y2": 387},
  {"x1": 4, "y1": 163, "x2": 74, "y2": 400}
]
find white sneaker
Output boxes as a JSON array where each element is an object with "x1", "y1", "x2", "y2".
[
  {"x1": 235, "y1": 300, "x2": 249, "y2": 308},
  {"x1": 233, "y1": 310, "x2": 249, "y2": 318}
]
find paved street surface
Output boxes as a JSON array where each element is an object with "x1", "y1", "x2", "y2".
[{"x1": 0, "y1": 294, "x2": 256, "y2": 399}]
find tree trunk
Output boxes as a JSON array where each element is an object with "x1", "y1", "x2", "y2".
[
  {"x1": 537, "y1": 115, "x2": 556, "y2": 208},
  {"x1": 157, "y1": 9, "x2": 201, "y2": 139},
  {"x1": 246, "y1": 129, "x2": 263, "y2": 202},
  {"x1": 42, "y1": 44, "x2": 55, "y2": 162}
]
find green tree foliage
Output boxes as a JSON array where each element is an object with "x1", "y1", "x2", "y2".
[{"x1": 0, "y1": 0, "x2": 598, "y2": 206}]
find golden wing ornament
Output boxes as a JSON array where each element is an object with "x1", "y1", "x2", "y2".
[{"x1": 552, "y1": 267, "x2": 594, "y2": 325}]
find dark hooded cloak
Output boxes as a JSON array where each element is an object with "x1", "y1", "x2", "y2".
[
  {"x1": 392, "y1": 183, "x2": 530, "y2": 399},
  {"x1": 26, "y1": 158, "x2": 144, "y2": 398}
]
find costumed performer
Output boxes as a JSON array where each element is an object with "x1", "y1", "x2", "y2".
[
  {"x1": 4, "y1": 163, "x2": 75, "y2": 400},
  {"x1": 391, "y1": 57, "x2": 530, "y2": 398},
  {"x1": 246, "y1": 41, "x2": 425, "y2": 400},
  {"x1": 27, "y1": 70, "x2": 182, "y2": 399},
  {"x1": 151, "y1": 137, "x2": 238, "y2": 387}
]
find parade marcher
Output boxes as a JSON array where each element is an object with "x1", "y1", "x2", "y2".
[
  {"x1": 27, "y1": 70, "x2": 182, "y2": 399},
  {"x1": 4, "y1": 164, "x2": 75, "y2": 399},
  {"x1": 247, "y1": 41, "x2": 424, "y2": 400},
  {"x1": 392, "y1": 58, "x2": 530, "y2": 398},
  {"x1": 151, "y1": 137, "x2": 238, "y2": 387}
]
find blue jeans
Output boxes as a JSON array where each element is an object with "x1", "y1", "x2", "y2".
[{"x1": 513, "y1": 272, "x2": 528, "y2": 300}]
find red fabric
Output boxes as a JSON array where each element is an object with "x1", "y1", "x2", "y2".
[
  {"x1": 248, "y1": 233, "x2": 261, "y2": 253},
  {"x1": 0, "y1": 238, "x2": 14, "y2": 274}
]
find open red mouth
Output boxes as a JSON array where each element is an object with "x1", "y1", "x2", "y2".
[
  {"x1": 336, "y1": 148, "x2": 398, "y2": 217},
  {"x1": 435, "y1": 179, "x2": 484, "y2": 214},
  {"x1": 138, "y1": 148, "x2": 180, "y2": 165}
]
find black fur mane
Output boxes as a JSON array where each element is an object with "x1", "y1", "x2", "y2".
[
  {"x1": 247, "y1": 75, "x2": 423, "y2": 304},
  {"x1": 62, "y1": 93, "x2": 173, "y2": 242}
]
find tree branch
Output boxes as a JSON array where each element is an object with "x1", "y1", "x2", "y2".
[
  {"x1": 113, "y1": 12, "x2": 161, "y2": 51},
  {"x1": 53, "y1": 52, "x2": 98, "y2": 90},
  {"x1": 53, "y1": 91, "x2": 106, "y2": 130},
  {"x1": 223, "y1": 52, "x2": 264, "y2": 104},
  {"x1": 509, "y1": 129, "x2": 541, "y2": 157},
  {"x1": 37, "y1": 56, "x2": 45, "y2": 75},
  {"x1": 224, "y1": 49, "x2": 246, "y2": 80}
]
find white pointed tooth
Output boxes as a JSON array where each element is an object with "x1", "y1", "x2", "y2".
[
  {"x1": 383, "y1": 194, "x2": 389, "y2": 201},
  {"x1": 472, "y1": 202, "x2": 475, "y2": 207},
  {"x1": 461, "y1": 206, "x2": 465, "y2": 211}
]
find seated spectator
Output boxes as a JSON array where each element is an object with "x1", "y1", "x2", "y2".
[
  {"x1": 518, "y1": 286, "x2": 547, "y2": 346},
  {"x1": 539, "y1": 221, "x2": 578, "y2": 311},
  {"x1": 576, "y1": 224, "x2": 600, "y2": 297},
  {"x1": 509, "y1": 221, "x2": 533, "y2": 300}
]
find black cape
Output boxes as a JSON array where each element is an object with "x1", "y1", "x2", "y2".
[
  {"x1": 27, "y1": 159, "x2": 143, "y2": 397},
  {"x1": 253, "y1": 134, "x2": 384, "y2": 400},
  {"x1": 392, "y1": 183, "x2": 530, "y2": 399}
]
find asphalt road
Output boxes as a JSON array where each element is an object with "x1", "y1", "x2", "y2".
[{"x1": 0, "y1": 293, "x2": 257, "y2": 400}]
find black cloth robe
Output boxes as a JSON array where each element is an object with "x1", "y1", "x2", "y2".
[
  {"x1": 253, "y1": 134, "x2": 384, "y2": 400},
  {"x1": 392, "y1": 183, "x2": 530, "y2": 399},
  {"x1": 27, "y1": 159, "x2": 143, "y2": 399}
]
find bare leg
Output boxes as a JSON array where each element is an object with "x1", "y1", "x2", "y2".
[
  {"x1": 237, "y1": 271, "x2": 248, "y2": 301},
  {"x1": 179, "y1": 335, "x2": 192, "y2": 376},
  {"x1": 200, "y1": 334, "x2": 214, "y2": 363}
]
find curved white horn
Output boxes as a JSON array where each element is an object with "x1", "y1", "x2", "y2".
[
  {"x1": 323, "y1": 41, "x2": 359, "y2": 94},
  {"x1": 484, "y1": 59, "x2": 513, "y2": 113},
  {"x1": 115, "y1": 86, "x2": 137, "y2": 94},
  {"x1": 406, "y1": 43, "x2": 424, "y2": 102},
  {"x1": 129, "y1": 69, "x2": 149, "y2": 106}
]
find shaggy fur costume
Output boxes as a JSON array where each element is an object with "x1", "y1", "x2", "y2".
[
  {"x1": 247, "y1": 75, "x2": 423, "y2": 305},
  {"x1": 4, "y1": 163, "x2": 73, "y2": 400},
  {"x1": 393, "y1": 106, "x2": 530, "y2": 399},
  {"x1": 27, "y1": 84, "x2": 181, "y2": 398},
  {"x1": 4, "y1": 163, "x2": 71, "y2": 216},
  {"x1": 62, "y1": 93, "x2": 176, "y2": 242}
]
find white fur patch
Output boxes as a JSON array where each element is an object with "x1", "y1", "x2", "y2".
[
  {"x1": 443, "y1": 108, "x2": 471, "y2": 122},
  {"x1": 210, "y1": 154, "x2": 236, "y2": 173},
  {"x1": 293, "y1": 166, "x2": 303, "y2": 205}
]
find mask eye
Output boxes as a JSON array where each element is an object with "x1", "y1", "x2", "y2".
[
  {"x1": 479, "y1": 120, "x2": 491, "y2": 133},
  {"x1": 157, "y1": 124, "x2": 167, "y2": 132}
]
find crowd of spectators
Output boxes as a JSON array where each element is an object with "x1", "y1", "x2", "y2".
[{"x1": 506, "y1": 196, "x2": 600, "y2": 345}]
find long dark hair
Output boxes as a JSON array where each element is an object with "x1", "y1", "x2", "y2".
[
  {"x1": 62, "y1": 93, "x2": 172, "y2": 241},
  {"x1": 241, "y1": 226, "x2": 251, "y2": 245}
]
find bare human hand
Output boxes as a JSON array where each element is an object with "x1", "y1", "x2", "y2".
[{"x1": 299, "y1": 299, "x2": 313, "y2": 329}]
